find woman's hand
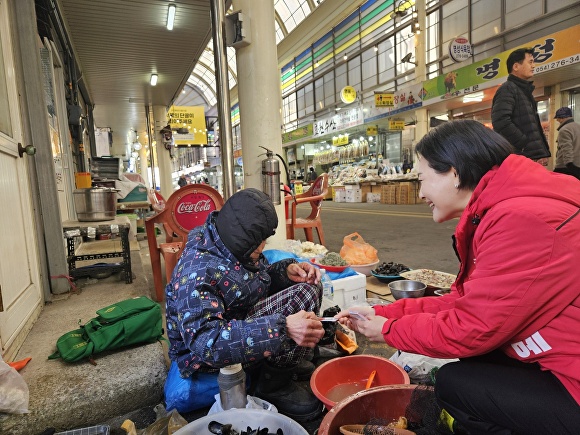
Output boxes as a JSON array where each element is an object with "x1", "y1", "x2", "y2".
[
  {"x1": 285, "y1": 310, "x2": 325, "y2": 347},
  {"x1": 287, "y1": 262, "x2": 321, "y2": 285},
  {"x1": 336, "y1": 306, "x2": 389, "y2": 342}
]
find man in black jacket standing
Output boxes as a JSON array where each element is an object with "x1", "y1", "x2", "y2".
[{"x1": 491, "y1": 48, "x2": 550, "y2": 165}]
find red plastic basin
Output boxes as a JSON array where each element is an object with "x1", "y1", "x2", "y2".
[
  {"x1": 310, "y1": 355, "x2": 410, "y2": 410},
  {"x1": 318, "y1": 384, "x2": 419, "y2": 435}
]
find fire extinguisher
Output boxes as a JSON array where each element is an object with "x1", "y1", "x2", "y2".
[{"x1": 259, "y1": 146, "x2": 290, "y2": 205}]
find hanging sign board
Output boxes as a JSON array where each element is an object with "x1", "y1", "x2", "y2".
[
  {"x1": 168, "y1": 106, "x2": 207, "y2": 145},
  {"x1": 448, "y1": 37, "x2": 473, "y2": 63},
  {"x1": 332, "y1": 135, "x2": 349, "y2": 146},
  {"x1": 388, "y1": 120, "x2": 405, "y2": 131},
  {"x1": 340, "y1": 86, "x2": 357, "y2": 104},
  {"x1": 366, "y1": 126, "x2": 378, "y2": 136},
  {"x1": 375, "y1": 93, "x2": 394, "y2": 106}
]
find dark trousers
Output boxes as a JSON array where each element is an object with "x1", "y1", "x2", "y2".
[{"x1": 435, "y1": 351, "x2": 580, "y2": 434}]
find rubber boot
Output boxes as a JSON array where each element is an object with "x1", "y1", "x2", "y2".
[
  {"x1": 291, "y1": 359, "x2": 316, "y2": 381},
  {"x1": 254, "y1": 361, "x2": 323, "y2": 422}
]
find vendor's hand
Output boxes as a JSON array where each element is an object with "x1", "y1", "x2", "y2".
[
  {"x1": 285, "y1": 310, "x2": 325, "y2": 347},
  {"x1": 287, "y1": 262, "x2": 321, "y2": 285},
  {"x1": 336, "y1": 306, "x2": 389, "y2": 342}
]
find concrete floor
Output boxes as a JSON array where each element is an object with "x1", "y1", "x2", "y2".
[{"x1": 0, "y1": 201, "x2": 458, "y2": 435}]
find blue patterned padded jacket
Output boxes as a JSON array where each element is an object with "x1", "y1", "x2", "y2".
[{"x1": 165, "y1": 211, "x2": 296, "y2": 377}]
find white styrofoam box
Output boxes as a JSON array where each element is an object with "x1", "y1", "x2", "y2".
[
  {"x1": 334, "y1": 190, "x2": 346, "y2": 202},
  {"x1": 345, "y1": 189, "x2": 362, "y2": 203},
  {"x1": 330, "y1": 272, "x2": 367, "y2": 309},
  {"x1": 344, "y1": 184, "x2": 360, "y2": 190},
  {"x1": 366, "y1": 193, "x2": 381, "y2": 203}
]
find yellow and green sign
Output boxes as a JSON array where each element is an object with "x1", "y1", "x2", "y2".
[
  {"x1": 422, "y1": 25, "x2": 580, "y2": 105},
  {"x1": 375, "y1": 93, "x2": 394, "y2": 107},
  {"x1": 282, "y1": 124, "x2": 313, "y2": 144}
]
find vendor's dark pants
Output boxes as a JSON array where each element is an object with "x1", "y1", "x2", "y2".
[{"x1": 435, "y1": 351, "x2": 580, "y2": 434}]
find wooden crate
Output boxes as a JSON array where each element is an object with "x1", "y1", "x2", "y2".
[{"x1": 380, "y1": 184, "x2": 397, "y2": 204}]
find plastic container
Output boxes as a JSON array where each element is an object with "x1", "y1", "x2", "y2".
[
  {"x1": 217, "y1": 364, "x2": 247, "y2": 410},
  {"x1": 310, "y1": 354, "x2": 410, "y2": 410},
  {"x1": 173, "y1": 409, "x2": 308, "y2": 435},
  {"x1": 74, "y1": 172, "x2": 92, "y2": 189},
  {"x1": 321, "y1": 269, "x2": 334, "y2": 300},
  {"x1": 317, "y1": 385, "x2": 418, "y2": 435}
]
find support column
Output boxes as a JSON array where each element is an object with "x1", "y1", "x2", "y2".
[
  {"x1": 138, "y1": 145, "x2": 150, "y2": 188},
  {"x1": 413, "y1": 0, "x2": 429, "y2": 150},
  {"x1": 152, "y1": 105, "x2": 174, "y2": 200},
  {"x1": 231, "y1": 0, "x2": 286, "y2": 247},
  {"x1": 210, "y1": 0, "x2": 236, "y2": 200}
]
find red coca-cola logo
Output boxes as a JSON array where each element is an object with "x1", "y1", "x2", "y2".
[
  {"x1": 175, "y1": 193, "x2": 218, "y2": 230},
  {"x1": 177, "y1": 199, "x2": 212, "y2": 214}
]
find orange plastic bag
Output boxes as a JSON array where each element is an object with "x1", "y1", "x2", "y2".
[{"x1": 340, "y1": 232, "x2": 379, "y2": 265}]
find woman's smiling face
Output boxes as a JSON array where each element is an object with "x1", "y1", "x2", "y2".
[{"x1": 416, "y1": 155, "x2": 472, "y2": 223}]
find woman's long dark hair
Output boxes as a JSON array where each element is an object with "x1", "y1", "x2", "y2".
[{"x1": 415, "y1": 120, "x2": 515, "y2": 190}]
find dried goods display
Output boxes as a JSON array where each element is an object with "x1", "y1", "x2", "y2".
[
  {"x1": 372, "y1": 262, "x2": 411, "y2": 276},
  {"x1": 319, "y1": 252, "x2": 348, "y2": 266},
  {"x1": 400, "y1": 269, "x2": 456, "y2": 289}
]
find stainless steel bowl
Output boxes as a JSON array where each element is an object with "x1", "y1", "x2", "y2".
[
  {"x1": 388, "y1": 280, "x2": 426, "y2": 300},
  {"x1": 73, "y1": 188, "x2": 118, "y2": 221}
]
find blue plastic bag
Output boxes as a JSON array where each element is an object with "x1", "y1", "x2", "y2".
[{"x1": 164, "y1": 361, "x2": 219, "y2": 413}]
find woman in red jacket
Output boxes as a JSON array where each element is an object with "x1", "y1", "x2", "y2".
[{"x1": 338, "y1": 120, "x2": 580, "y2": 434}]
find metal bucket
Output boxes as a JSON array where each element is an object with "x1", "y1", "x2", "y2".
[{"x1": 73, "y1": 188, "x2": 118, "y2": 221}]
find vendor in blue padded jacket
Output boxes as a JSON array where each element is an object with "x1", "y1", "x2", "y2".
[{"x1": 165, "y1": 188, "x2": 325, "y2": 422}]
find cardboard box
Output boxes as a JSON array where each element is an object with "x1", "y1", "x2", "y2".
[
  {"x1": 344, "y1": 184, "x2": 360, "y2": 190},
  {"x1": 360, "y1": 184, "x2": 372, "y2": 201},
  {"x1": 331, "y1": 272, "x2": 367, "y2": 309},
  {"x1": 380, "y1": 184, "x2": 398, "y2": 204}
]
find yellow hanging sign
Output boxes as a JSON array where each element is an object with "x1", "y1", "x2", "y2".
[
  {"x1": 366, "y1": 126, "x2": 378, "y2": 136},
  {"x1": 388, "y1": 120, "x2": 405, "y2": 130},
  {"x1": 375, "y1": 93, "x2": 394, "y2": 106},
  {"x1": 168, "y1": 106, "x2": 207, "y2": 145},
  {"x1": 332, "y1": 135, "x2": 349, "y2": 146},
  {"x1": 340, "y1": 86, "x2": 357, "y2": 104}
]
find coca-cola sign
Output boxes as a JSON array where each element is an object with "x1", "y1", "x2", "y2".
[
  {"x1": 174, "y1": 193, "x2": 218, "y2": 230},
  {"x1": 177, "y1": 199, "x2": 212, "y2": 214}
]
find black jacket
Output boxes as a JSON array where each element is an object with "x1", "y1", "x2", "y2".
[{"x1": 491, "y1": 75, "x2": 550, "y2": 160}]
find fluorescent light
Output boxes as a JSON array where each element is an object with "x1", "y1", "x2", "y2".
[
  {"x1": 167, "y1": 4, "x2": 176, "y2": 30},
  {"x1": 150, "y1": 74, "x2": 158, "y2": 86}
]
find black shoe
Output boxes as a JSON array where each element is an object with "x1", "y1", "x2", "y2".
[{"x1": 254, "y1": 361, "x2": 323, "y2": 422}]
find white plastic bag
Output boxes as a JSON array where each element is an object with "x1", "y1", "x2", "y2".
[
  {"x1": 0, "y1": 355, "x2": 29, "y2": 414},
  {"x1": 390, "y1": 350, "x2": 458, "y2": 384},
  {"x1": 207, "y1": 394, "x2": 277, "y2": 415}
]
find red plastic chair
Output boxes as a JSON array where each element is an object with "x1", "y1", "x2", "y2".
[
  {"x1": 286, "y1": 174, "x2": 329, "y2": 245},
  {"x1": 145, "y1": 184, "x2": 224, "y2": 301}
]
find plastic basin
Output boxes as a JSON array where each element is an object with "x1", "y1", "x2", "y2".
[
  {"x1": 173, "y1": 409, "x2": 308, "y2": 435},
  {"x1": 310, "y1": 355, "x2": 410, "y2": 410},
  {"x1": 318, "y1": 384, "x2": 418, "y2": 435}
]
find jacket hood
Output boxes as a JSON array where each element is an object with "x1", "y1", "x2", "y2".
[
  {"x1": 467, "y1": 155, "x2": 580, "y2": 222},
  {"x1": 216, "y1": 188, "x2": 278, "y2": 266}
]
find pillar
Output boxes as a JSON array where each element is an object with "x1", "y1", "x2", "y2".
[
  {"x1": 232, "y1": 0, "x2": 286, "y2": 247},
  {"x1": 153, "y1": 105, "x2": 174, "y2": 200},
  {"x1": 413, "y1": 0, "x2": 429, "y2": 150},
  {"x1": 138, "y1": 144, "x2": 150, "y2": 188}
]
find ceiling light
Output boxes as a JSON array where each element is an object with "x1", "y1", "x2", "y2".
[
  {"x1": 343, "y1": 54, "x2": 348, "y2": 61},
  {"x1": 150, "y1": 74, "x2": 158, "y2": 86},
  {"x1": 462, "y1": 91, "x2": 484, "y2": 103},
  {"x1": 374, "y1": 45, "x2": 378, "y2": 52},
  {"x1": 167, "y1": 4, "x2": 176, "y2": 30}
]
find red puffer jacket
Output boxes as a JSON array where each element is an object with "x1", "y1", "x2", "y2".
[{"x1": 375, "y1": 155, "x2": 580, "y2": 405}]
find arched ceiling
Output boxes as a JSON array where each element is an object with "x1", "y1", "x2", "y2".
[{"x1": 179, "y1": 0, "x2": 323, "y2": 112}]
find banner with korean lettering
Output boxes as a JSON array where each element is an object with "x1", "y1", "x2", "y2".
[
  {"x1": 282, "y1": 124, "x2": 313, "y2": 144},
  {"x1": 168, "y1": 106, "x2": 207, "y2": 145},
  {"x1": 313, "y1": 107, "x2": 364, "y2": 138},
  {"x1": 365, "y1": 83, "x2": 424, "y2": 123},
  {"x1": 422, "y1": 24, "x2": 580, "y2": 106}
]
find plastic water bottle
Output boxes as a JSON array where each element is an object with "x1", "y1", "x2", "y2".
[
  {"x1": 321, "y1": 269, "x2": 334, "y2": 300},
  {"x1": 218, "y1": 364, "x2": 247, "y2": 410}
]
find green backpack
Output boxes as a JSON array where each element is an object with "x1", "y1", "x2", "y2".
[{"x1": 49, "y1": 296, "x2": 164, "y2": 362}]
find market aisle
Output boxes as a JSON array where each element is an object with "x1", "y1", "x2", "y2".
[{"x1": 305, "y1": 201, "x2": 459, "y2": 275}]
